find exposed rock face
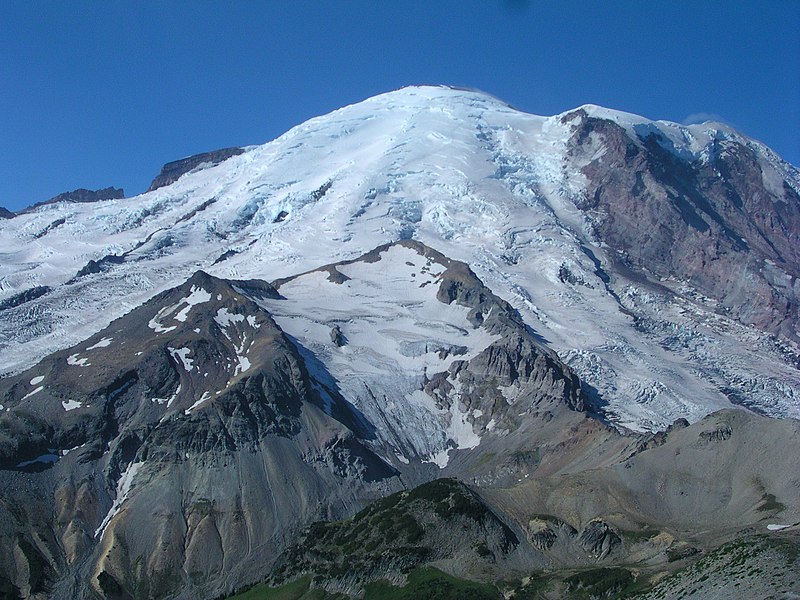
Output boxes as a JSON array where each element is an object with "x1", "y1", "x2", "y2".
[
  {"x1": 147, "y1": 147, "x2": 245, "y2": 191},
  {"x1": 19, "y1": 187, "x2": 125, "y2": 213},
  {"x1": 269, "y1": 240, "x2": 588, "y2": 470},
  {"x1": 0, "y1": 269, "x2": 400, "y2": 599},
  {"x1": 0, "y1": 207, "x2": 13, "y2": 219},
  {"x1": 526, "y1": 515, "x2": 577, "y2": 551},
  {"x1": 578, "y1": 519, "x2": 622, "y2": 559},
  {"x1": 563, "y1": 109, "x2": 800, "y2": 339}
]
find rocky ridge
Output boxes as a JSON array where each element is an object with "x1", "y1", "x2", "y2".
[{"x1": 147, "y1": 147, "x2": 245, "y2": 192}]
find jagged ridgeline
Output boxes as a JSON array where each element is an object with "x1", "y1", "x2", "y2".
[{"x1": 0, "y1": 86, "x2": 798, "y2": 599}]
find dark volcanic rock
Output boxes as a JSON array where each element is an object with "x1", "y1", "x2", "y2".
[
  {"x1": 0, "y1": 269, "x2": 399, "y2": 599},
  {"x1": 20, "y1": 187, "x2": 124, "y2": 213},
  {"x1": 0, "y1": 286, "x2": 51, "y2": 312},
  {"x1": 563, "y1": 109, "x2": 800, "y2": 339},
  {"x1": 148, "y1": 147, "x2": 245, "y2": 191},
  {"x1": 578, "y1": 519, "x2": 622, "y2": 559}
]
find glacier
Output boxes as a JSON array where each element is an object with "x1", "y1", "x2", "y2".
[{"x1": 0, "y1": 85, "x2": 798, "y2": 431}]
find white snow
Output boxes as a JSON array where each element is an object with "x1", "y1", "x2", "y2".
[
  {"x1": 29, "y1": 375, "x2": 44, "y2": 385},
  {"x1": 185, "y1": 391, "x2": 212, "y2": 415},
  {"x1": 174, "y1": 286, "x2": 212, "y2": 322},
  {"x1": 152, "y1": 384, "x2": 181, "y2": 407},
  {"x1": 214, "y1": 307, "x2": 245, "y2": 328},
  {"x1": 61, "y1": 443, "x2": 86, "y2": 456},
  {"x1": 259, "y1": 244, "x2": 496, "y2": 464},
  {"x1": 148, "y1": 313, "x2": 177, "y2": 334},
  {"x1": 86, "y1": 337, "x2": 113, "y2": 350},
  {"x1": 62, "y1": 399, "x2": 82, "y2": 411},
  {"x1": 168, "y1": 347, "x2": 194, "y2": 372},
  {"x1": 148, "y1": 286, "x2": 211, "y2": 334},
  {"x1": 0, "y1": 85, "x2": 797, "y2": 433},
  {"x1": 235, "y1": 355, "x2": 251, "y2": 375},
  {"x1": 95, "y1": 461, "x2": 144, "y2": 539},
  {"x1": 67, "y1": 353, "x2": 90, "y2": 367},
  {"x1": 767, "y1": 524, "x2": 791, "y2": 531}
]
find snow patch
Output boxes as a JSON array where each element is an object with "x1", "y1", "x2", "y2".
[
  {"x1": 168, "y1": 347, "x2": 194, "y2": 372},
  {"x1": 61, "y1": 443, "x2": 86, "y2": 456},
  {"x1": 29, "y1": 376, "x2": 44, "y2": 385},
  {"x1": 215, "y1": 307, "x2": 245, "y2": 328},
  {"x1": 185, "y1": 391, "x2": 212, "y2": 415},
  {"x1": 152, "y1": 384, "x2": 181, "y2": 407},
  {"x1": 67, "y1": 353, "x2": 90, "y2": 367},
  {"x1": 95, "y1": 461, "x2": 144, "y2": 539},
  {"x1": 62, "y1": 399, "x2": 82, "y2": 411},
  {"x1": 86, "y1": 337, "x2": 113, "y2": 350},
  {"x1": 235, "y1": 355, "x2": 251, "y2": 376},
  {"x1": 174, "y1": 286, "x2": 212, "y2": 322},
  {"x1": 148, "y1": 286, "x2": 211, "y2": 333}
]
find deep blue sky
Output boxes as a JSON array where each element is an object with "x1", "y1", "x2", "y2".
[{"x1": 1, "y1": 1, "x2": 798, "y2": 211}]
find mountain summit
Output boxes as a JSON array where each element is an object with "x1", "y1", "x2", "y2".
[
  {"x1": 0, "y1": 85, "x2": 798, "y2": 599},
  {"x1": 1, "y1": 85, "x2": 797, "y2": 430}
]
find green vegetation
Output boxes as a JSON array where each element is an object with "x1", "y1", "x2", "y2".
[
  {"x1": 564, "y1": 567, "x2": 636, "y2": 598},
  {"x1": 501, "y1": 573, "x2": 552, "y2": 599},
  {"x1": 511, "y1": 448, "x2": 541, "y2": 464},
  {"x1": 364, "y1": 567, "x2": 501, "y2": 600},
  {"x1": 528, "y1": 513, "x2": 564, "y2": 525},
  {"x1": 226, "y1": 576, "x2": 344, "y2": 600},
  {"x1": 621, "y1": 527, "x2": 661, "y2": 543},
  {"x1": 474, "y1": 452, "x2": 496, "y2": 468},
  {"x1": 227, "y1": 569, "x2": 501, "y2": 600},
  {"x1": 666, "y1": 546, "x2": 700, "y2": 562},
  {"x1": 267, "y1": 479, "x2": 516, "y2": 594}
]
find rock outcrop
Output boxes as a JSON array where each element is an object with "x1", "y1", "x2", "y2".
[
  {"x1": 148, "y1": 147, "x2": 245, "y2": 191},
  {"x1": 563, "y1": 108, "x2": 800, "y2": 339},
  {"x1": 19, "y1": 187, "x2": 125, "y2": 213},
  {"x1": 0, "y1": 269, "x2": 400, "y2": 599}
]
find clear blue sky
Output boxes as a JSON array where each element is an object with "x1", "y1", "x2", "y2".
[{"x1": 1, "y1": 1, "x2": 798, "y2": 211}]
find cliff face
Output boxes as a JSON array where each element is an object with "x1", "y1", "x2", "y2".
[
  {"x1": 147, "y1": 147, "x2": 245, "y2": 191},
  {"x1": 0, "y1": 270, "x2": 401, "y2": 599},
  {"x1": 563, "y1": 109, "x2": 800, "y2": 339},
  {"x1": 18, "y1": 187, "x2": 125, "y2": 213}
]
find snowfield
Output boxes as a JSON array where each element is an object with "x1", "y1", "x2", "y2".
[
  {"x1": 0, "y1": 85, "x2": 798, "y2": 431},
  {"x1": 259, "y1": 244, "x2": 499, "y2": 466}
]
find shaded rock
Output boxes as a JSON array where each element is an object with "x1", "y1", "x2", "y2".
[
  {"x1": 564, "y1": 110, "x2": 800, "y2": 338},
  {"x1": 19, "y1": 187, "x2": 124, "y2": 213},
  {"x1": 579, "y1": 519, "x2": 622, "y2": 559},
  {"x1": 526, "y1": 514, "x2": 577, "y2": 551},
  {"x1": 0, "y1": 286, "x2": 51, "y2": 312},
  {"x1": 148, "y1": 147, "x2": 245, "y2": 191},
  {"x1": 699, "y1": 424, "x2": 732, "y2": 443},
  {"x1": 330, "y1": 325, "x2": 346, "y2": 347}
]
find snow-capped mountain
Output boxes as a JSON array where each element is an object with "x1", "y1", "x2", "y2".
[
  {"x1": 1, "y1": 85, "x2": 800, "y2": 599},
  {"x1": 1, "y1": 85, "x2": 797, "y2": 432}
]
